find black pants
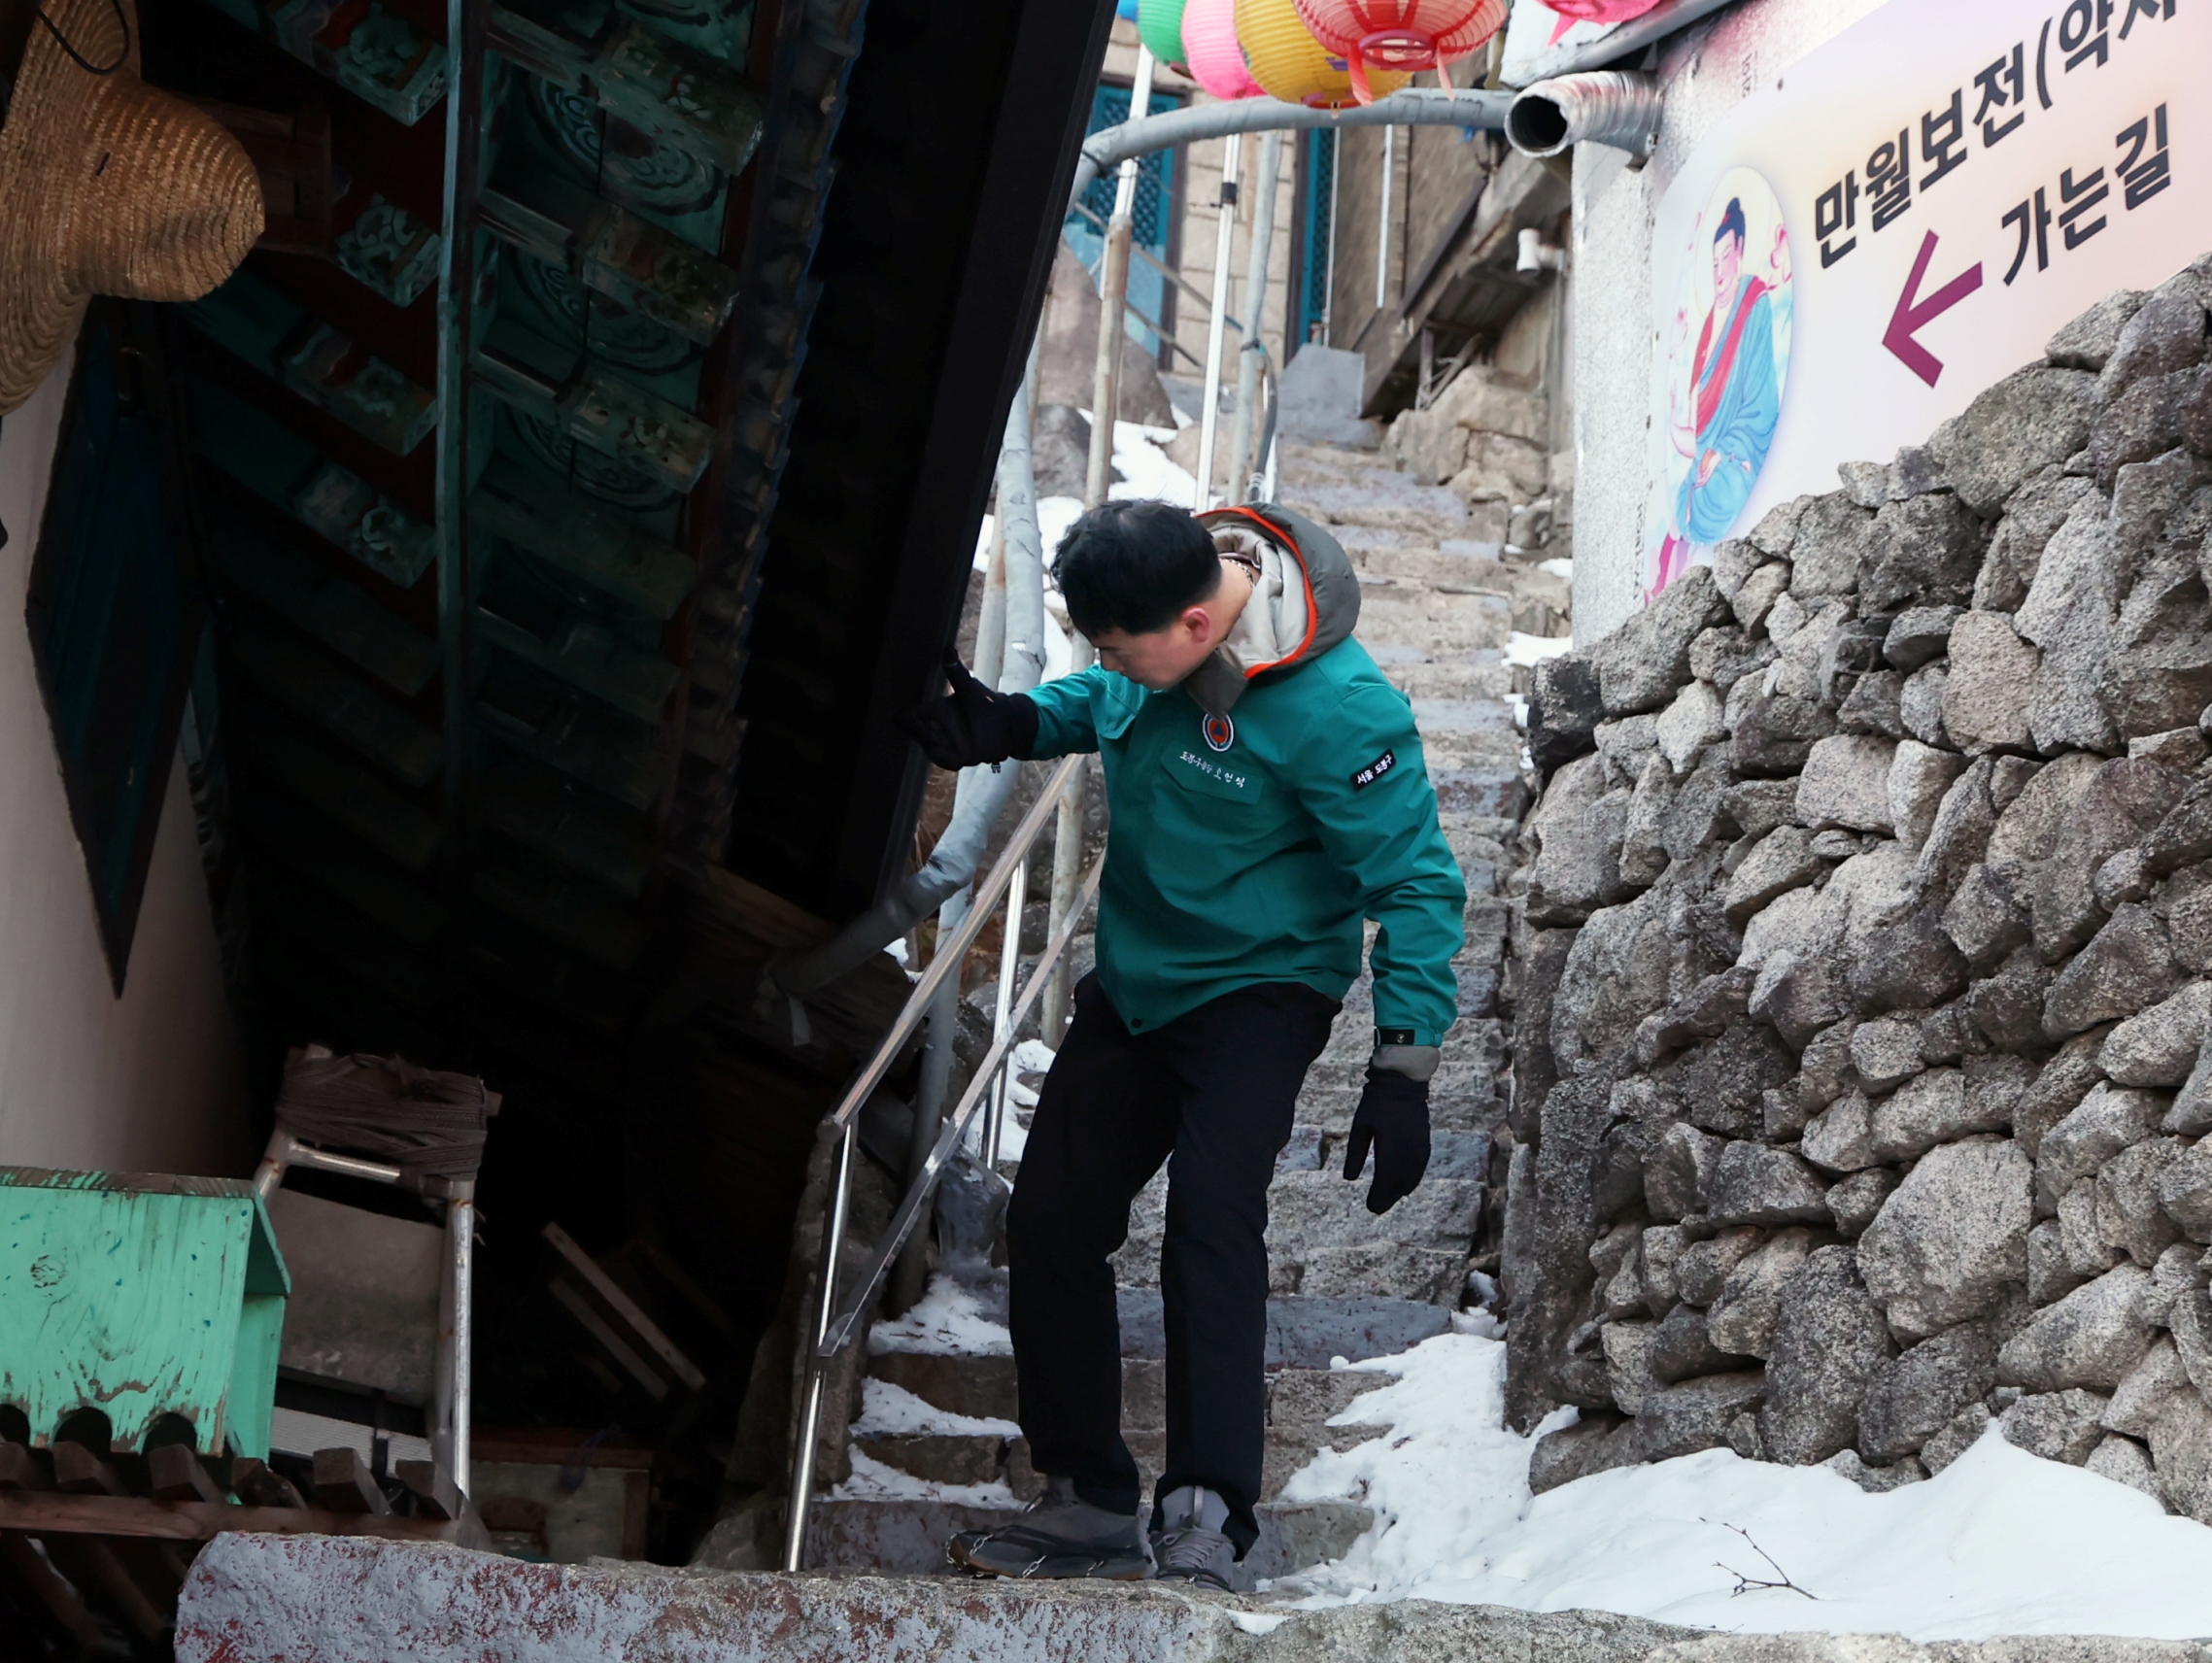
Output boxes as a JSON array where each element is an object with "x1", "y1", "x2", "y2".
[{"x1": 1005, "y1": 973, "x2": 1339, "y2": 1557}]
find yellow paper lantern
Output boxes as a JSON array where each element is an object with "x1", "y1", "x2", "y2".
[{"x1": 1235, "y1": 0, "x2": 1409, "y2": 108}]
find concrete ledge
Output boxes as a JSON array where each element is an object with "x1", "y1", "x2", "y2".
[{"x1": 173, "y1": 1535, "x2": 2211, "y2": 1663}]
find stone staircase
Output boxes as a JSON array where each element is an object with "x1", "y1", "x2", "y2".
[{"x1": 783, "y1": 432, "x2": 1564, "y2": 1589}]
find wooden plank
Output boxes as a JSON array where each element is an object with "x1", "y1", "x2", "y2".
[
  {"x1": 224, "y1": 611, "x2": 444, "y2": 787},
  {"x1": 0, "y1": 1492, "x2": 466, "y2": 1544},
  {"x1": 213, "y1": 515, "x2": 441, "y2": 696},
  {"x1": 477, "y1": 753, "x2": 655, "y2": 899},
  {"x1": 474, "y1": 340, "x2": 712, "y2": 495},
  {"x1": 0, "y1": 1445, "x2": 51, "y2": 1491},
  {"x1": 0, "y1": 1531, "x2": 101, "y2": 1647},
  {"x1": 475, "y1": 594, "x2": 680, "y2": 725},
  {"x1": 233, "y1": 704, "x2": 444, "y2": 871},
  {"x1": 228, "y1": 1458, "x2": 306, "y2": 1510},
  {"x1": 311, "y1": 1447, "x2": 391, "y2": 1515},
  {"x1": 51, "y1": 1443, "x2": 124, "y2": 1497},
  {"x1": 0, "y1": 1184, "x2": 268, "y2": 1453},
  {"x1": 469, "y1": 455, "x2": 696, "y2": 620},
  {"x1": 392, "y1": 1459, "x2": 461, "y2": 1521},
  {"x1": 149, "y1": 1444, "x2": 229, "y2": 1506},
  {"x1": 486, "y1": 7, "x2": 763, "y2": 173},
  {"x1": 541, "y1": 1226, "x2": 704, "y2": 1392},
  {"x1": 475, "y1": 663, "x2": 673, "y2": 813}
]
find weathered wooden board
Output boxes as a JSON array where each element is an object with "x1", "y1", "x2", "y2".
[{"x1": 0, "y1": 1170, "x2": 289, "y2": 1456}]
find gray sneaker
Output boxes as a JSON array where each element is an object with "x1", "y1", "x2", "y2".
[
  {"x1": 1150, "y1": 1485, "x2": 1235, "y2": 1591},
  {"x1": 947, "y1": 1476, "x2": 1149, "y2": 1580}
]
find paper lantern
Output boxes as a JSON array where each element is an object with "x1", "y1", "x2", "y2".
[
  {"x1": 1237, "y1": 0, "x2": 1410, "y2": 108},
  {"x1": 1138, "y1": 0, "x2": 1192, "y2": 67},
  {"x1": 1292, "y1": 0, "x2": 1507, "y2": 100},
  {"x1": 1183, "y1": 0, "x2": 1265, "y2": 99},
  {"x1": 1541, "y1": 0, "x2": 1665, "y2": 22}
]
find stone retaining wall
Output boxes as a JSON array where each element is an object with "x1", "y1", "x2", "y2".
[{"x1": 1501, "y1": 254, "x2": 2212, "y2": 1519}]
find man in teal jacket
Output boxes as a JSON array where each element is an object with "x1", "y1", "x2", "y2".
[{"x1": 904, "y1": 498, "x2": 1465, "y2": 1589}]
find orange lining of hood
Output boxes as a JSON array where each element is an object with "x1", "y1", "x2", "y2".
[{"x1": 1206, "y1": 506, "x2": 1318, "y2": 680}]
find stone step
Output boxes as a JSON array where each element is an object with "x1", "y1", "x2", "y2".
[
  {"x1": 800, "y1": 1497, "x2": 1378, "y2": 1591},
  {"x1": 1117, "y1": 1289, "x2": 1452, "y2": 1368},
  {"x1": 868, "y1": 1348, "x2": 1423, "y2": 1440},
  {"x1": 998, "y1": 1423, "x2": 1384, "y2": 1506}
]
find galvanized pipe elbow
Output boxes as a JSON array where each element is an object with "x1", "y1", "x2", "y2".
[{"x1": 1506, "y1": 71, "x2": 1662, "y2": 158}]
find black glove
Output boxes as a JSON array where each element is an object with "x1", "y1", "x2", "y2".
[
  {"x1": 1343, "y1": 1068, "x2": 1431, "y2": 1215},
  {"x1": 899, "y1": 647, "x2": 1038, "y2": 770}
]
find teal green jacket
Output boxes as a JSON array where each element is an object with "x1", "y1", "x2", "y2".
[{"x1": 1026, "y1": 505, "x2": 1466, "y2": 1045}]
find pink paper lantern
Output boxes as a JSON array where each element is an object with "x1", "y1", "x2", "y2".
[
  {"x1": 1182, "y1": 0, "x2": 1265, "y2": 100},
  {"x1": 1291, "y1": 0, "x2": 1507, "y2": 101},
  {"x1": 1540, "y1": 0, "x2": 1666, "y2": 25}
]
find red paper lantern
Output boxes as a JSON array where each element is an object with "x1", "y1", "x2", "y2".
[{"x1": 1290, "y1": 0, "x2": 1508, "y2": 102}]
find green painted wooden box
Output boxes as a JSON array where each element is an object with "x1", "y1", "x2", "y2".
[{"x1": 0, "y1": 1168, "x2": 289, "y2": 1457}]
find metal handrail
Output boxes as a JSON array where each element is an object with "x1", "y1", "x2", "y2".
[{"x1": 782, "y1": 752, "x2": 1103, "y2": 1570}]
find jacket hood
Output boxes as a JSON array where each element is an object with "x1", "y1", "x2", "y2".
[{"x1": 1183, "y1": 503, "x2": 1361, "y2": 718}]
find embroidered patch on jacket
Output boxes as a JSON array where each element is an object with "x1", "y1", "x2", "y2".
[
  {"x1": 1203, "y1": 713, "x2": 1235, "y2": 753},
  {"x1": 1351, "y1": 749, "x2": 1397, "y2": 789}
]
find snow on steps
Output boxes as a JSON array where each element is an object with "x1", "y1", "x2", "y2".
[{"x1": 173, "y1": 1534, "x2": 2212, "y2": 1663}]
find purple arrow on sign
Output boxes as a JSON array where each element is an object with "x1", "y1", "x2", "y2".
[{"x1": 1884, "y1": 230, "x2": 1984, "y2": 387}]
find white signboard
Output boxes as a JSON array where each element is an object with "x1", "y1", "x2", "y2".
[{"x1": 1642, "y1": 0, "x2": 2212, "y2": 601}]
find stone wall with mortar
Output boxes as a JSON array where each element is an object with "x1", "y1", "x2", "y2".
[{"x1": 1500, "y1": 255, "x2": 2212, "y2": 1522}]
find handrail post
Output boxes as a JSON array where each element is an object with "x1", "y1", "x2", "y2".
[
  {"x1": 783, "y1": 1116, "x2": 856, "y2": 1572},
  {"x1": 984, "y1": 856, "x2": 1028, "y2": 1170},
  {"x1": 1229, "y1": 128, "x2": 1282, "y2": 506},
  {"x1": 1194, "y1": 133, "x2": 1242, "y2": 512}
]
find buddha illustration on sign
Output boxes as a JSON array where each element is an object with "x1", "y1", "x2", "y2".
[{"x1": 1649, "y1": 167, "x2": 1793, "y2": 600}]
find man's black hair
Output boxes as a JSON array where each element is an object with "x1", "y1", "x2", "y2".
[
  {"x1": 1052, "y1": 499, "x2": 1221, "y2": 637},
  {"x1": 1714, "y1": 196, "x2": 1747, "y2": 245}
]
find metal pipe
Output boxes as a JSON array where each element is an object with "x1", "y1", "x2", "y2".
[
  {"x1": 1067, "y1": 200, "x2": 1244, "y2": 338},
  {"x1": 815, "y1": 853, "x2": 1107, "y2": 1360},
  {"x1": 1229, "y1": 129, "x2": 1282, "y2": 507},
  {"x1": 1505, "y1": 71, "x2": 1663, "y2": 158},
  {"x1": 1323, "y1": 133, "x2": 1340, "y2": 346},
  {"x1": 1084, "y1": 48, "x2": 1152, "y2": 510},
  {"x1": 984, "y1": 857, "x2": 1028, "y2": 1169},
  {"x1": 788, "y1": 754, "x2": 1083, "y2": 1145},
  {"x1": 783, "y1": 1117, "x2": 856, "y2": 1572},
  {"x1": 892, "y1": 889, "x2": 968, "y2": 1313},
  {"x1": 1375, "y1": 123, "x2": 1393, "y2": 311},
  {"x1": 1506, "y1": 0, "x2": 1732, "y2": 86},
  {"x1": 255, "y1": 1131, "x2": 405, "y2": 1196},
  {"x1": 447, "y1": 1190, "x2": 473, "y2": 1493},
  {"x1": 1194, "y1": 134, "x2": 1242, "y2": 512},
  {"x1": 1068, "y1": 87, "x2": 1515, "y2": 206},
  {"x1": 974, "y1": 504, "x2": 1006, "y2": 693}
]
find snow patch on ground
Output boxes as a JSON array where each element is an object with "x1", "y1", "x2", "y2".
[
  {"x1": 833, "y1": 1446, "x2": 1015, "y2": 1508},
  {"x1": 1108, "y1": 419, "x2": 1198, "y2": 510},
  {"x1": 1503, "y1": 630, "x2": 1575, "y2": 668},
  {"x1": 1271, "y1": 1334, "x2": 2212, "y2": 1642},
  {"x1": 850, "y1": 1377, "x2": 1019, "y2": 1440},
  {"x1": 1538, "y1": 558, "x2": 1574, "y2": 580},
  {"x1": 868, "y1": 1273, "x2": 1012, "y2": 1357}
]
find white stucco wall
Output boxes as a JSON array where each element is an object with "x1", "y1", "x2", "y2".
[
  {"x1": 1569, "y1": 0, "x2": 1889, "y2": 643},
  {"x1": 0, "y1": 354, "x2": 249, "y2": 1178}
]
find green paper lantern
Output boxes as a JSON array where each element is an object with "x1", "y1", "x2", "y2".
[{"x1": 1138, "y1": 0, "x2": 1191, "y2": 67}]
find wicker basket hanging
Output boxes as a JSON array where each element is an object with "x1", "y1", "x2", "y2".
[
  {"x1": 1237, "y1": 0, "x2": 1410, "y2": 109},
  {"x1": 0, "y1": 0, "x2": 261, "y2": 414},
  {"x1": 1291, "y1": 0, "x2": 1507, "y2": 102}
]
